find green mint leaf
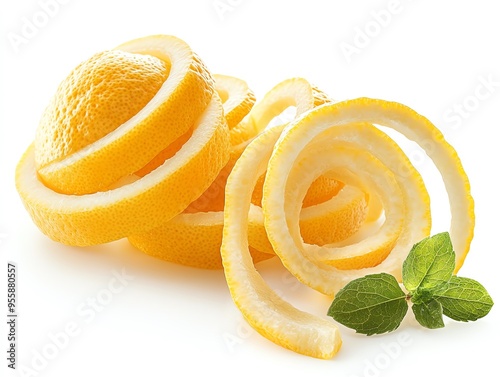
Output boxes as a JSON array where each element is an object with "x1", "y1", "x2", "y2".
[
  {"x1": 434, "y1": 276, "x2": 494, "y2": 322},
  {"x1": 327, "y1": 273, "x2": 408, "y2": 335},
  {"x1": 402, "y1": 232, "x2": 455, "y2": 292},
  {"x1": 412, "y1": 299, "x2": 445, "y2": 329}
]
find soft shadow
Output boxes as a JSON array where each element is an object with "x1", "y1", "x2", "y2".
[{"x1": 34, "y1": 233, "x2": 229, "y2": 293}]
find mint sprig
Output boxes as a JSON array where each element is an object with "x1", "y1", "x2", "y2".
[{"x1": 327, "y1": 232, "x2": 494, "y2": 335}]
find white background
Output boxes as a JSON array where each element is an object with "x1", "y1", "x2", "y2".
[{"x1": 1, "y1": 0, "x2": 500, "y2": 376}]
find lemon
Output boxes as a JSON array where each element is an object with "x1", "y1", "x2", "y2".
[
  {"x1": 36, "y1": 35, "x2": 215, "y2": 195},
  {"x1": 16, "y1": 35, "x2": 229, "y2": 246}
]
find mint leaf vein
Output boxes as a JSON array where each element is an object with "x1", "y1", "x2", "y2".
[{"x1": 327, "y1": 273, "x2": 408, "y2": 335}]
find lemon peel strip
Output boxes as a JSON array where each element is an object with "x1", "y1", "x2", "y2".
[{"x1": 221, "y1": 125, "x2": 342, "y2": 359}]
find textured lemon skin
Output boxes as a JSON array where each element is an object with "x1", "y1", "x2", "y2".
[
  {"x1": 129, "y1": 212, "x2": 273, "y2": 270},
  {"x1": 16, "y1": 97, "x2": 229, "y2": 246},
  {"x1": 37, "y1": 35, "x2": 215, "y2": 195},
  {"x1": 35, "y1": 50, "x2": 169, "y2": 171}
]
